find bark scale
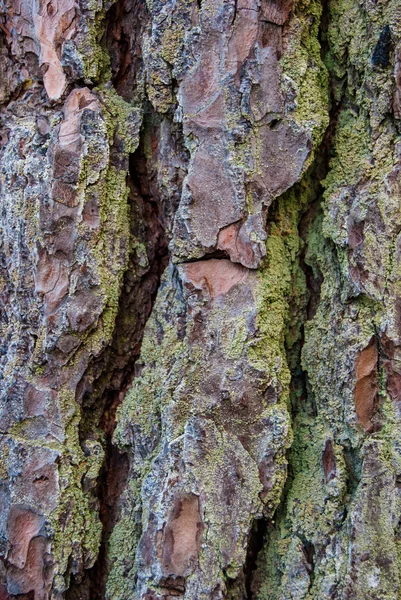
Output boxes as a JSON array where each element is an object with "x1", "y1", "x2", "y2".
[{"x1": 0, "y1": 0, "x2": 401, "y2": 599}]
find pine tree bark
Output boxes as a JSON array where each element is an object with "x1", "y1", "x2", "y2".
[{"x1": 1, "y1": 0, "x2": 401, "y2": 598}]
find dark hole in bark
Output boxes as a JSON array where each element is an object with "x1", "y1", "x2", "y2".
[
  {"x1": 243, "y1": 518, "x2": 268, "y2": 599},
  {"x1": 343, "y1": 446, "x2": 362, "y2": 496},
  {"x1": 371, "y1": 25, "x2": 392, "y2": 69},
  {"x1": 269, "y1": 118, "x2": 282, "y2": 129},
  {"x1": 33, "y1": 475, "x2": 49, "y2": 483},
  {"x1": 301, "y1": 538, "x2": 315, "y2": 575},
  {"x1": 180, "y1": 249, "x2": 231, "y2": 263}
]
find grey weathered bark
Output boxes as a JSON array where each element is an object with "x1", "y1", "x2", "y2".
[{"x1": 1, "y1": 0, "x2": 401, "y2": 598}]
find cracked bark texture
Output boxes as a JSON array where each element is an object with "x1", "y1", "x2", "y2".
[{"x1": 1, "y1": 0, "x2": 401, "y2": 598}]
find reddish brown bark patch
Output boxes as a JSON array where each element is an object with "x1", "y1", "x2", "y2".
[
  {"x1": 217, "y1": 223, "x2": 261, "y2": 269},
  {"x1": 381, "y1": 333, "x2": 401, "y2": 403},
  {"x1": 157, "y1": 494, "x2": 203, "y2": 578},
  {"x1": 6, "y1": 507, "x2": 52, "y2": 600},
  {"x1": 0, "y1": 583, "x2": 10, "y2": 600},
  {"x1": 183, "y1": 259, "x2": 249, "y2": 300},
  {"x1": 261, "y1": 0, "x2": 294, "y2": 25},
  {"x1": 52, "y1": 181, "x2": 78, "y2": 208},
  {"x1": 35, "y1": 249, "x2": 70, "y2": 315},
  {"x1": 7, "y1": 507, "x2": 45, "y2": 569},
  {"x1": 322, "y1": 439, "x2": 336, "y2": 482},
  {"x1": 7, "y1": 536, "x2": 51, "y2": 600},
  {"x1": 354, "y1": 339, "x2": 378, "y2": 432}
]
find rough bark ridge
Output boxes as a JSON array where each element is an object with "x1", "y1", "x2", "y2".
[{"x1": 1, "y1": 0, "x2": 401, "y2": 598}]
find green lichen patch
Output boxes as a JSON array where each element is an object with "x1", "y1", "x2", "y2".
[{"x1": 281, "y1": 0, "x2": 330, "y2": 153}]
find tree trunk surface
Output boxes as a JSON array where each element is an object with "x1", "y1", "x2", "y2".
[{"x1": 1, "y1": 0, "x2": 401, "y2": 598}]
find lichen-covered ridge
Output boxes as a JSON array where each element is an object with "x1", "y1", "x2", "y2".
[
  {"x1": 251, "y1": 1, "x2": 401, "y2": 598},
  {"x1": 107, "y1": 0, "x2": 331, "y2": 597}
]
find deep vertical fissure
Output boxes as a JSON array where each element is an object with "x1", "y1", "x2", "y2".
[
  {"x1": 65, "y1": 123, "x2": 171, "y2": 598},
  {"x1": 61, "y1": 0, "x2": 187, "y2": 593},
  {"x1": 243, "y1": 518, "x2": 269, "y2": 599}
]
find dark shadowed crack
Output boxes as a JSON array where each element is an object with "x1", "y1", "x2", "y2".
[
  {"x1": 244, "y1": 519, "x2": 269, "y2": 600},
  {"x1": 65, "y1": 130, "x2": 171, "y2": 600},
  {"x1": 105, "y1": 0, "x2": 149, "y2": 102}
]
